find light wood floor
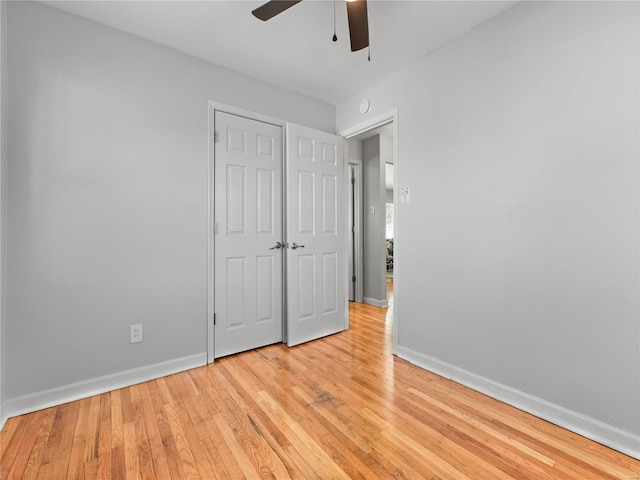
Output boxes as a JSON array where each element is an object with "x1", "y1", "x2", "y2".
[{"x1": 2, "y1": 296, "x2": 639, "y2": 479}]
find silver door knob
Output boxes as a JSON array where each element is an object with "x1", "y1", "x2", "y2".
[
  {"x1": 291, "y1": 242, "x2": 305, "y2": 250},
  {"x1": 269, "y1": 241, "x2": 282, "y2": 250}
]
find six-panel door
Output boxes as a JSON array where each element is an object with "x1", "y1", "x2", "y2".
[
  {"x1": 286, "y1": 123, "x2": 347, "y2": 347},
  {"x1": 214, "y1": 111, "x2": 283, "y2": 358}
]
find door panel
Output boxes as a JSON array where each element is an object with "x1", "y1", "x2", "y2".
[
  {"x1": 214, "y1": 111, "x2": 283, "y2": 358},
  {"x1": 322, "y1": 143, "x2": 337, "y2": 165},
  {"x1": 322, "y1": 252, "x2": 338, "y2": 313},
  {"x1": 256, "y1": 169, "x2": 274, "y2": 234},
  {"x1": 226, "y1": 165, "x2": 246, "y2": 234},
  {"x1": 256, "y1": 255, "x2": 274, "y2": 321},
  {"x1": 322, "y1": 174, "x2": 337, "y2": 233},
  {"x1": 298, "y1": 253, "x2": 315, "y2": 319},
  {"x1": 298, "y1": 171, "x2": 315, "y2": 233},
  {"x1": 286, "y1": 123, "x2": 347, "y2": 347},
  {"x1": 226, "y1": 257, "x2": 246, "y2": 328}
]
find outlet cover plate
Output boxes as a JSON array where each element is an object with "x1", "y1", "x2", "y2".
[{"x1": 130, "y1": 324, "x2": 143, "y2": 344}]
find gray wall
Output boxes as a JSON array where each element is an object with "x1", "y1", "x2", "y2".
[
  {"x1": 362, "y1": 136, "x2": 386, "y2": 306},
  {"x1": 4, "y1": 1, "x2": 334, "y2": 411},
  {"x1": 380, "y1": 134, "x2": 393, "y2": 225},
  {"x1": 337, "y1": 1, "x2": 639, "y2": 456},
  {"x1": 348, "y1": 137, "x2": 363, "y2": 162},
  {"x1": 0, "y1": 0, "x2": 6, "y2": 429}
]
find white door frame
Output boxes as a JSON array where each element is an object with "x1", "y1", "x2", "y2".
[
  {"x1": 207, "y1": 101, "x2": 287, "y2": 363},
  {"x1": 338, "y1": 109, "x2": 399, "y2": 354}
]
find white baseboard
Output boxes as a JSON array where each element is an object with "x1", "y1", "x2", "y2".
[
  {"x1": 396, "y1": 345, "x2": 640, "y2": 460},
  {"x1": 363, "y1": 297, "x2": 388, "y2": 308},
  {"x1": 4, "y1": 353, "x2": 207, "y2": 420}
]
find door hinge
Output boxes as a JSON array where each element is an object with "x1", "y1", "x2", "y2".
[
  {"x1": 352, "y1": 276, "x2": 356, "y2": 283},
  {"x1": 213, "y1": 222, "x2": 218, "y2": 233},
  {"x1": 213, "y1": 131, "x2": 219, "y2": 143},
  {"x1": 351, "y1": 176, "x2": 356, "y2": 185},
  {"x1": 213, "y1": 313, "x2": 216, "y2": 325}
]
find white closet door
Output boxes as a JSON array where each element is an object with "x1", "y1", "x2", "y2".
[
  {"x1": 214, "y1": 111, "x2": 283, "y2": 357},
  {"x1": 286, "y1": 123, "x2": 347, "y2": 346}
]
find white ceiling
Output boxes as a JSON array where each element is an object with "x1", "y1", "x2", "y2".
[{"x1": 43, "y1": 0, "x2": 518, "y2": 105}]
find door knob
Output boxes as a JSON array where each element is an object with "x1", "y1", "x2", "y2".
[
  {"x1": 291, "y1": 242, "x2": 305, "y2": 250},
  {"x1": 269, "y1": 241, "x2": 282, "y2": 250}
]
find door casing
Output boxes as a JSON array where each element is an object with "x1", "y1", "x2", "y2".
[{"x1": 348, "y1": 161, "x2": 364, "y2": 303}]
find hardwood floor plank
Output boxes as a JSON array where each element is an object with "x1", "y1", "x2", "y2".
[
  {"x1": 19, "y1": 409, "x2": 56, "y2": 480},
  {"x1": 66, "y1": 397, "x2": 90, "y2": 480},
  {"x1": 446, "y1": 390, "x2": 638, "y2": 480},
  {"x1": 399, "y1": 387, "x2": 558, "y2": 479},
  {"x1": 211, "y1": 365, "x2": 298, "y2": 479},
  {"x1": 123, "y1": 420, "x2": 141, "y2": 479},
  {"x1": 0, "y1": 416, "x2": 22, "y2": 464},
  {"x1": 146, "y1": 379, "x2": 188, "y2": 480},
  {"x1": 130, "y1": 384, "x2": 157, "y2": 480},
  {"x1": 36, "y1": 400, "x2": 80, "y2": 480},
  {"x1": 362, "y1": 406, "x2": 478, "y2": 480},
  {"x1": 2, "y1": 410, "x2": 47, "y2": 480},
  {"x1": 291, "y1": 384, "x2": 375, "y2": 456},
  {"x1": 257, "y1": 390, "x2": 351, "y2": 480},
  {"x1": 407, "y1": 385, "x2": 554, "y2": 465},
  {"x1": 84, "y1": 395, "x2": 102, "y2": 468},
  {"x1": 2, "y1": 300, "x2": 639, "y2": 479},
  {"x1": 369, "y1": 431, "x2": 442, "y2": 479},
  {"x1": 218, "y1": 362, "x2": 310, "y2": 480},
  {"x1": 94, "y1": 393, "x2": 112, "y2": 480},
  {"x1": 0, "y1": 416, "x2": 27, "y2": 478},
  {"x1": 162, "y1": 399, "x2": 202, "y2": 480},
  {"x1": 286, "y1": 386, "x2": 389, "y2": 480},
  {"x1": 167, "y1": 374, "x2": 229, "y2": 480},
  {"x1": 108, "y1": 390, "x2": 127, "y2": 480},
  {"x1": 213, "y1": 413, "x2": 263, "y2": 480}
]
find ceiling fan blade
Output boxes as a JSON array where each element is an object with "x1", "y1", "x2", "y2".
[
  {"x1": 346, "y1": 0, "x2": 369, "y2": 52},
  {"x1": 252, "y1": 0, "x2": 303, "y2": 21}
]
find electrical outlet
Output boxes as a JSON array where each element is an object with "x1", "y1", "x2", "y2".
[{"x1": 130, "y1": 324, "x2": 143, "y2": 344}]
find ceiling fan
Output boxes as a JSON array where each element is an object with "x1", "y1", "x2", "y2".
[{"x1": 252, "y1": 0, "x2": 369, "y2": 52}]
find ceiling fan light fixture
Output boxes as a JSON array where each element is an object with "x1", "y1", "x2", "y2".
[
  {"x1": 345, "y1": 0, "x2": 369, "y2": 51},
  {"x1": 251, "y1": 0, "x2": 302, "y2": 21},
  {"x1": 252, "y1": 0, "x2": 370, "y2": 53}
]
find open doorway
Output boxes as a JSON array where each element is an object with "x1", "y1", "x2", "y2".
[
  {"x1": 340, "y1": 109, "x2": 399, "y2": 353},
  {"x1": 346, "y1": 122, "x2": 395, "y2": 308}
]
